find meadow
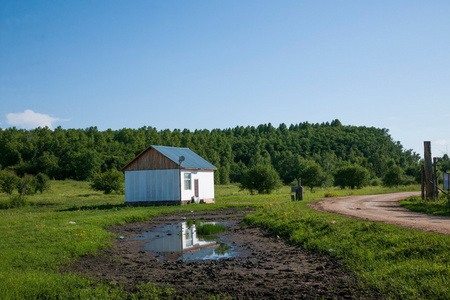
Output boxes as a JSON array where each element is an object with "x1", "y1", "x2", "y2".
[{"x1": 1, "y1": 181, "x2": 449, "y2": 299}]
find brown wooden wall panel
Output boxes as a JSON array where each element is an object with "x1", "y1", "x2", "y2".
[{"x1": 123, "y1": 147, "x2": 179, "y2": 171}]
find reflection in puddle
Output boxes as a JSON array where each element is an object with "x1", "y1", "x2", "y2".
[{"x1": 134, "y1": 222, "x2": 236, "y2": 261}]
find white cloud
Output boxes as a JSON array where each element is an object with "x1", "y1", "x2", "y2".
[
  {"x1": 436, "y1": 139, "x2": 450, "y2": 146},
  {"x1": 6, "y1": 109, "x2": 62, "y2": 130}
]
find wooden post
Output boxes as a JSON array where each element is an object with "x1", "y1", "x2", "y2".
[
  {"x1": 296, "y1": 178, "x2": 303, "y2": 201},
  {"x1": 424, "y1": 142, "x2": 433, "y2": 200},
  {"x1": 433, "y1": 157, "x2": 439, "y2": 200},
  {"x1": 421, "y1": 165, "x2": 425, "y2": 200}
]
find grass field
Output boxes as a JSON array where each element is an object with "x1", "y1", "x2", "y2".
[{"x1": 1, "y1": 181, "x2": 449, "y2": 299}]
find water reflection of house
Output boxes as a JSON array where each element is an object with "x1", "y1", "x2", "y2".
[{"x1": 142, "y1": 222, "x2": 220, "y2": 261}]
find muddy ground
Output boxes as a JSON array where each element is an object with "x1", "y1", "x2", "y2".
[{"x1": 67, "y1": 208, "x2": 381, "y2": 299}]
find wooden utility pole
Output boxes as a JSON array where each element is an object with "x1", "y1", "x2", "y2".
[
  {"x1": 433, "y1": 157, "x2": 439, "y2": 200},
  {"x1": 424, "y1": 142, "x2": 433, "y2": 200},
  {"x1": 421, "y1": 165, "x2": 425, "y2": 200}
]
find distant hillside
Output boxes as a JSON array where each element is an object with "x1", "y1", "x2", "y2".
[{"x1": 0, "y1": 120, "x2": 420, "y2": 184}]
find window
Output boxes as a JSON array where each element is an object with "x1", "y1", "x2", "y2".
[{"x1": 184, "y1": 173, "x2": 191, "y2": 190}]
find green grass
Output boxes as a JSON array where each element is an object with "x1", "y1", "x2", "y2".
[
  {"x1": 243, "y1": 196, "x2": 450, "y2": 299},
  {"x1": 400, "y1": 195, "x2": 450, "y2": 217},
  {"x1": 195, "y1": 222, "x2": 228, "y2": 235},
  {"x1": 3, "y1": 181, "x2": 446, "y2": 299},
  {"x1": 215, "y1": 183, "x2": 420, "y2": 204},
  {"x1": 0, "y1": 181, "x2": 245, "y2": 299}
]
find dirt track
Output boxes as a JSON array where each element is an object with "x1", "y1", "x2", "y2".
[{"x1": 308, "y1": 192, "x2": 450, "y2": 235}]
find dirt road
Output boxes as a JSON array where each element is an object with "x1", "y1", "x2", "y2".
[{"x1": 309, "y1": 192, "x2": 450, "y2": 235}]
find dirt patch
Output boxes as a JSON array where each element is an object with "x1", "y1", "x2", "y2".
[{"x1": 66, "y1": 208, "x2": 380, "y2": 299}]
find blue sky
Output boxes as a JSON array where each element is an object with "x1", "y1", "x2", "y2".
[{"x1": 1, "y1": 1, "x2": 449, "y2": 157}]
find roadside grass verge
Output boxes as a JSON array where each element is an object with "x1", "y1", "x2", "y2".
[
  {"x1": 243, "y1": 199, "x2": 450, "y2": 299},
  {"x1": 400, "y1": 195, "x2": 450, "y2": 217}
]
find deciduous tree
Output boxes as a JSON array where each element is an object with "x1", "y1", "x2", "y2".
[
  {"x1": 90, "y1": 169, "x2": 124, "y2": 194},
  {"x1": 334, "y1": 165, "x2": 369, "y2": 189},
  {"x1": 240, "y1": 164, "x2": 281, "y2": 194},
  {"x1": 382, "y1": 165, "x2": 404, "y2": 187}
]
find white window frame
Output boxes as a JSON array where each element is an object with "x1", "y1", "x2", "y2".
[{"x1": 184, "y1": 173, "x2": 192, "y2": 190}]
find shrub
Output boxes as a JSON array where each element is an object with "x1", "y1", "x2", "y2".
[
  {"x1": 324, "y1": 191, "x2": 338, "y2": 198},
  {"x1": 334, "y1": 165, "x2": 369, "y2": 189},
  {"x1": 382, "y1": 165, "x2": 404, "y2": 187},
  {"x1": 370, "y1": 178, "x2": 381, "y2": 186},
  {"x1": 17, "y1": 174, "x2": 36, "y2": 196},
  {"x1": 300, "y1": 162, "x2": 326, "y2": 192},
  {"x1": 34, "y1": 173, "x2": 51, "y2": 193},
  {"x1": 0, "y1": 170, "x2": 19, "y2": 195},
  {"x1": 8, "y1": 194, "x2": 28, "y2": 208},
  {"x1": 90, "y1": 169, "x2": 124, "y2": 194},
  {"x1": 240, "y1": 164, "x2": 282, "y2": 194}
]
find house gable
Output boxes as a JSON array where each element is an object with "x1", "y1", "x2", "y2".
[
  {"x1": 122, "y1": 145, "x2": 218, "y2": 172},
  {"x1": 122, "y1": 147, "x2": 179, "y2": 171}
]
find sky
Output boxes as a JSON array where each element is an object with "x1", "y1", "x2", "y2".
[{"x1": 1, "y1": 1, "x2": 449, "y2": 158}]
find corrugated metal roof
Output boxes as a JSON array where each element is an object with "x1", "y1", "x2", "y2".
[{"x1": 151, "y1": 145, "x2": 217, "y2": 170}]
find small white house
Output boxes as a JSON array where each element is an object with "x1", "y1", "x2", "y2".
[{"x1": 121, "y1": 145, "x2": 217, "y2": 205}]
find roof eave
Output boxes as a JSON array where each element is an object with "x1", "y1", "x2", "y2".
[{"x1": 183, "y1": 167, "x2": 218, "y2": 171}]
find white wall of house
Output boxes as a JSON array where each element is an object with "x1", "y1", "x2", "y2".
[
  {"x1": 180, "y1": 170, "x2": 215, "y2": 203},
  {"x1": 125, "y1": 169, "x2": 180, "y2": 203}
]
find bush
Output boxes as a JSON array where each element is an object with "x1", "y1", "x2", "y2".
[
  {"x1": 35, "y1": 173, "x2": 51, "y2": 193},
  {"x1": 17, "y1": 174, "x2": 36, "y2": 196},
  {"x1": 382, "y1": 165, "x2": 404, "y2": 187},
  {"x1": 334, "y1": 165, "x2": 369, "y2": 189},
  {"x1": 300, "y1": 162, "x2": 326, "y2": 192},
  {"x1": 324, "y1": 191, "x2": 338, "y2": 198},
  {"x1": 0, "y1": 170, "x2": 19, "y2": 195},
  {"x1": 90, "y1": 169, "x2": 124, "y2": 194},
  {"x1": 370, "y1": 178, "x2": 381, "y2": 186},
  {"x1": 8, "y1": 194, "x2": 28, "y2": 208},
  {"x1": 240, "y1": 164, "x2": 282, "y2": 194}
]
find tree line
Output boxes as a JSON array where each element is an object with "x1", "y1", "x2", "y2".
[{"x1": 0, "y1": 120, "x2": 423, "y2": 188}]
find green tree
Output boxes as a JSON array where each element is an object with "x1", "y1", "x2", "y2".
[
  {"x1": 382, "y1": 165, "x2": 404, "y2": 187},
  {"x1": 34, "y1": 173, "x2": 51, "y2": 193},
  {"x1": 274, "y1": 151, "x2": 306, "y2": 185},
  {"x1": 437, "y1": 154, "x2": 450, "y2": 173},
  {"x1": 300, "y1": 162, "x2": 326, "y2": 192},
  {"x1": 240, "y1": 164, "x2": 281, "y2": 194},
  {"x1": 17, "y1": 174, "x2": 36, "y2": 196},
  {"x1": 90, "y1": 169, "x2": 124, "y2": 194},
  {"x1": 334, "y1": 165, "x2": 369, "y2": 189},
  {"x1": 229, "y1": 161, "x2": 247, "y2": 183},
  {"x1": 0, "y1": 170, "x2": 19, "y2": 195}
]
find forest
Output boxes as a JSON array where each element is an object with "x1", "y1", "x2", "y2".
[{"x1": 0, "y1": 119, "x2": 424, "y2": 187}]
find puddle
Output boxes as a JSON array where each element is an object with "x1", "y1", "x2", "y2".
[{"x1": 134, "y1": 222, "x2": 238, "y2": 261}]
